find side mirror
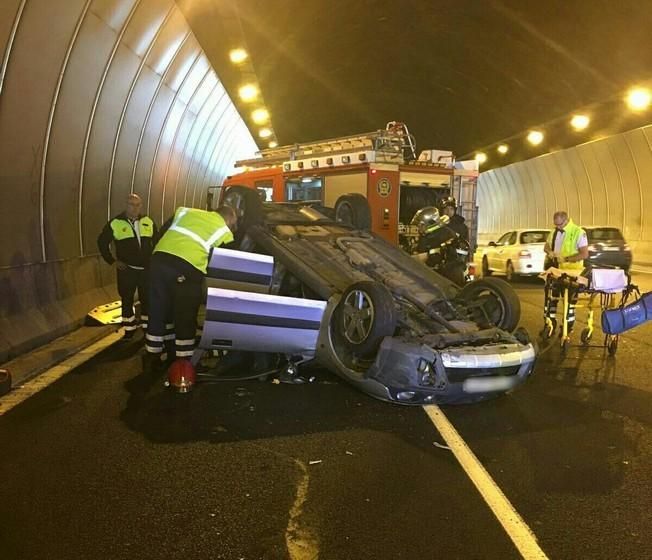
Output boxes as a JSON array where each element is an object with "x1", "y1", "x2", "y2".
[{"x1": 488, "y1": 241, "x2": 497, "y2": 247}]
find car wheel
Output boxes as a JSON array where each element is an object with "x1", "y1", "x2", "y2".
[
  {"x1": 482, "y1": 256, "x2": 492, "y2": 277},
  {"x1": 457, "y1": 277, "x2": 521, "y2": 331},
  {"x1": 334, "y1": 193, "x2": 372, "y2": 231},
  {"x1": 332, "y1": 281, "x2": 397, "y2": 360},
  {"x1": 505, "y1": 261, "x2": 516, "y2": 282}
]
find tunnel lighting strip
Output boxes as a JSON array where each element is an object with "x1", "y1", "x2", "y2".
[
  {"x1": 423, "y1": 405, "x2": 549, "y2": 560},
  {"x1": 0, "y1": 0, "x2": 27, "y2": 98},
  {"x1": 39, "y1": 0, "x2": 93, "y2": 262},
  {"x1": 77, "y1": 0, "x2": 142, "y2": 256},
  {"x1": 0, "y1": 331, "x2": 123, "y2": 417}
]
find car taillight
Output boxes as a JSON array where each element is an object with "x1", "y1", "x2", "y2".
[
  {"x1": 624, "y1": 244, "x2": 631, "y2": 251},
  {"x1": 519, "y1": 250, "x2": 531, "y2": 257}
]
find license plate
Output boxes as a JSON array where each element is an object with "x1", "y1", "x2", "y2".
[{"x1": 463, "y1": 376, "x2": 516, "y2": 393}]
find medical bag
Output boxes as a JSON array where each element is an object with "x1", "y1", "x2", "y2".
[{"x1": 601, "y1": 291, "x2": 652, "y2": 335}]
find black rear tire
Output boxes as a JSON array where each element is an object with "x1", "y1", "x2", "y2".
[
  {"x1": 457, "y1": 277, "x2": 521, "y2": 331},
  {"x1": 334, "y1": 193, "x2": 372, "y2": 231},
  {"x1": 332, "y1": 281, "x2": 397, "y2": 361}
]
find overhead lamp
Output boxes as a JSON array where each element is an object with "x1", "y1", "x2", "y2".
[
  {"x1": 229, "y1": 48, "x2": 248, "y2": 64},
  {"x1": 258, "y1": 128, "x2": 272, "y2": 138},
  {"x1": 497, "y1": 144, "x2": 509, "y2": 155},
  {"x1": 474, "y1": 152, "x2": 487, "y2": 164},
  {"x1": 625, "y1": 87, "x2": 651, "y2": 112},
  {"x1": 268, "y1": 141, "x2": 278, "y2": 148},
  {"x1": 251, "y1": 108, "x2": 269, "y2": 124},
  {"x1": 570, "y1": 114, "x2": 590, "y2": 131},
  {"x1": 527, "y1": 130, "x2": 544, "y2": 146},
  {"x1": 238, "y1": 84, "x2": 258, "y2": 102}
]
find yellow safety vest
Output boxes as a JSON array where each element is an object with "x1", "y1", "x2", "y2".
[
  {"x1": 110, "y1": 216, "x2": 155, "y2": 241},
  {"x1": 548, "y1": 219, "x2": 585, "y2": 272},
  {"x1": 154, "y1": 207, "x2": 233, "y2": 273}
]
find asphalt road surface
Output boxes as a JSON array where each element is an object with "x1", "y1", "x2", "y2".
[{"x1": 1, "y1": 274, "x2": 651, "y2": 560}]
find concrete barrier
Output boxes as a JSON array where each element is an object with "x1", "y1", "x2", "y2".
[{"x1": 0, "y1": 256, "x2": 118, "y2": 363}]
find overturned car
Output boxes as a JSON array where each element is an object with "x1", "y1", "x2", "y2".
[{"x1": 196, "y1": 187, "x2": 535, "y2": 405}]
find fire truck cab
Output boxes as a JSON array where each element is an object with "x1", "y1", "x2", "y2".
[{"x1": 208, "y1": 123, "x2": 480, "y2": 252}]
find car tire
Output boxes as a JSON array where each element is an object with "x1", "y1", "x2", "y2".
[
  {"x1": 332, "y1": 281, "x2": 397, "y2": 360},
  {"x1": 457, "y1": 277, "x2": 521, "y2": 331},
  {"x1": 334, "y1": 193, "x2": 372, "y2": 231},
  {"x1": 482, "y1": 256, "x2": 492, "y2": 277}
]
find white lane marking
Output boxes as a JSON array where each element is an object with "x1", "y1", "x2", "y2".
[
  {"x1": 285, "y1": 458, "x2": 319, "y2": 560},
  {"x1": 423, "y1": 405, "x2": 549, "y2": 560},
  {"x1": 0, "y1": 331, "x2": 123, "y2": 416}
]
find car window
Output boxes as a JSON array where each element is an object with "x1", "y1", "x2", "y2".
[
  {"x1": 587, "y1": 227, "x2": 624, "y2": 241},
  {"x1": 520, "y1": 230, "x2": 550, "y2": 244},
  {"x1": 285, "y1": 177, "x2": 323, "y2": 202},
  {"x1": 497, "y1": 232, "x2": 512, "y2": 245},
  {"x1": 508, "y1": 232, "x2": 517, "y2": 245}
]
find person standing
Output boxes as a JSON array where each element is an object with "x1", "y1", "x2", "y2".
[
  {"x1": 144, "y1": 205, "x2": 237, "y2": 372},
  {"x1": 98, "y1": 194, "x2": 157, "y2": 339},
  {"x1": 543, "y1": 210, "x2": 589, "y2": 334}
]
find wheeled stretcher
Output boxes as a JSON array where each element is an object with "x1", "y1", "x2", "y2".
[{"x1": 540, "y1": 267, "x2": 642, "y2": 355}]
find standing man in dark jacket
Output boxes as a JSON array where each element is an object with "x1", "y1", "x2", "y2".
[{"x1": 98, "y1": 194, "x2": 158, "y2": 339}]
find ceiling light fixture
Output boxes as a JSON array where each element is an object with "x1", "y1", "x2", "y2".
[
  {"x1": 497, "y1": 144, "x2": 509, "y2": 155},
  {"x1": 229, "y1": 48, "x2": 248, "y2": 64},
  {"x1": 475, "y1": 152, "x2": 487, "y2": 164},
  {"x1": 570, "y1": 114, "x2": 590, "y2": 131},
  {"x1": 259, "y1": 128, "x2": 272, "y2": 138},
  {"x1": 268, "y1": 140, "x2": 278, "y2": 148},
  {"x1": 625, "y1": 87, "x2": 651, "y2": 112},
  {"x1": 238, "y1": 84, "x2": 258, "y2": 102},
  {"x1": 251, "y1": 108, "x2": 269, "y2": 124},
  {"x1": 527, "y1": 130, "x2": 544, "y2": 146}
]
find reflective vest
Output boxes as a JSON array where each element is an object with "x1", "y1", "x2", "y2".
[
  {"x1": 548, "y1": 219, "x2": 585, "y2": 271},
  {"x1": 155, "y1": 207, "x2": 233, "y2": 273},
  {"x1": 110, "y1": 216, "x2": 155, "y2": 241}
]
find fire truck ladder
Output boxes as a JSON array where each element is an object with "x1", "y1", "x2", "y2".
[{"x1": 236, "y1": 122, "x2": 417, "y2": 169}]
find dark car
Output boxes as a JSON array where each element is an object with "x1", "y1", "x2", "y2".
[
  {"x1": 195, "y1": 187, "x2": 536, "y2": 405},
  {"x1": 584, "y1": 227, "x2": 632, "y2": 272}
]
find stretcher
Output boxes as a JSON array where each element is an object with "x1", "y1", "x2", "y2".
[{"x1": 539, "y1": 267, "x2": 639, "y2": 355}]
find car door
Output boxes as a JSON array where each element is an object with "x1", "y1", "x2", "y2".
[{"x1": 492, "y1": 232, "x2": 513, "y2": 271}]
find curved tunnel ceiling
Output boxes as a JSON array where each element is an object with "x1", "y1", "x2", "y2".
[
  {"x1": 178, "y1": 0, "x2": 652, "y2": 165},
  {"x1": 0, "y1": 0, "x2": 257, "y2": 268}
]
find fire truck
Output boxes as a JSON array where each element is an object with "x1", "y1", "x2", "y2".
[{"x1": 208, "y1": 122, "x2": 480, "y2": 253}]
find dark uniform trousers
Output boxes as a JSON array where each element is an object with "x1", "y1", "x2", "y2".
[
  {"x1": 117, "y1": 267, "x2": 150, "y2": 331},
  {"x1": 146, "y1": 253, "x2": 203, "y2": 360}
]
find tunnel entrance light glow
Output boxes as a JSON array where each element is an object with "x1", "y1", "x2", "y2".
[
  {"x1": 229, "y1": 49, "x2": 248, "y2": 64},
  {"x1": 475, "y1": 152, "x2": 487, "y2": 164},
  {"x1": 239, "y1": 84, "x2": 258, "y2": 102},
  {"x1": 626, "y1": 87, "x2": 651, "y2": 111},
  {"x1": 527, "y1": 130, "x2": 544, "y2": 146},
  {"x1": 252, "y1": 108, "x2": 269, "y2": 124},
  {"x1": 497, "y1": 144, "x2": 509, "y2": 155},
  {"x1": 259, "y1": 128, "x2": 272, "y2": 138},
  {"x1": 570, "y1": 114, "x2": 590, "y2": 131}
]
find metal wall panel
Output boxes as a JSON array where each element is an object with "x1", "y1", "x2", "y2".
[
  {"x1": 478, "y1": 124, "x2": 652, "y2": 264},
  {"x1": 0, "y1": 0, "x2": 256, "y2": 270}
]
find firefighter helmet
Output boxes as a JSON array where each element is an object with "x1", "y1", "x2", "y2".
[
  {"x1": 167, "y1": 359, "x2": 196, "y2": 393},
  {"x1": 411, "y1": 206, "x2": 445, "y2": 235}
]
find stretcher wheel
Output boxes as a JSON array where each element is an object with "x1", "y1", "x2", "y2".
[
  {"x1": 580, "y1": 328, "x2": 592, "y2": 346},
  {"x1": 607, "y1": 338, "x2": 618, "y2": 356},
  {"x1": 539, "y1": 318, "x2": 556, "y2": 340}
]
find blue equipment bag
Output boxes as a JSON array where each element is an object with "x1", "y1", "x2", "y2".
[{"x1": 602, "y1": 291, "x2": 652, "y2": 335}]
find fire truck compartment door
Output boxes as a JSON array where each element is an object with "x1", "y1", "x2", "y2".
[{"x1": 200, "y1": 288, "x2": 327, "y2": 355}]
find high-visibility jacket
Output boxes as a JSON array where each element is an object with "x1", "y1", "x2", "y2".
[
  {"x1": 98, "y1": 213, "x2": 157, "y2": 267},
  {"x1": 548, "y1": 219, "x2": 585, "y2": 272},
  {"x1": 154, "y1": 207, "x2": 233, "y2": 273}
]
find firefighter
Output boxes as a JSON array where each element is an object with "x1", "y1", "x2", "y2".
[
  {"x1": 440, "y1": 198, "x2": 469, "y2": 241},
  {"x1": 144, "y1": 205, "x2": 237, "y2": 372},
  {"x1": 98, "y1": 193, "x2": 157, "y2": 339},
  {"x1": 542, "y1": 210, "x2": 589, "y2": 334}
]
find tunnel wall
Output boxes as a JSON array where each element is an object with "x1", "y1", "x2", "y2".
[
  {"x1": 477, "y1": 124, "x2": 652, "y2": 267},
  {"x1": 0, "y1": 0, "x2": 257, "y2": 362}
]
